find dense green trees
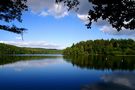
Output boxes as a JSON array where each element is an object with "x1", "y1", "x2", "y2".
[
  {"x1": 63, "y1": 39, "x2": 135, "y2": 56},
  {"x1": 0, "y1": 0, "x2": 28, "y2": 34},
  {"x1": 0, "y1": 43, "x2": 62, "y2": 54},
  {"x1": 56, "y1": 0, "x2": 135, "y2": 31}
]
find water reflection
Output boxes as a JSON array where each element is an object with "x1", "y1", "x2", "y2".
[
  {"x1": 102, "y1": 72, "x2": 135, "y2": 89},
  {"x1": 0, "y1": 55, "x2": 62, "y2": 65},
  {"x1": 64, "y1": 55, "x2": 135, "y2": 90},
  {"x1": 64, "y1": 55, "x2": 135, "y2": 70},
  {"x1": 82, "y1": 72, "x2": 135, "y2": 90},
  {"x1": 0, "y1": 55, "x2": 135, "y2": 90},
  {"x1": 0, "y1": 59, "x2": 60, "y2": 71},
  {"x1": 0, "y1": 55, "x2": 63, "y2": 72}
]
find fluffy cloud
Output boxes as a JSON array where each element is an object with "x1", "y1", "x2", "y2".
[
  {"x1": 48, "y1": 3, "x2": 68, "y2": 18},
  {"x1": 0, "y1": 41, "x2": 63, "y2": 49},
  {"x1": 27, "y1": 0, "x2": 53, "y2": 12},
  {"x1": 27, "y1": 0, "x2": 135, "y2": 36},
  {"x1": 77, "y1": 14, "x2": 89, "y2": 24},
  {"x1": 27, "y1": 0, "x2": 92, "y2": 18},
  {"x1": 77, "y1": 0, "x2": 93, "y2": 14},
  {"x1": 100, "y1": 25, "x2": 135, "y2": 36},
  {"x1": 27, "y1": 0, "x2": 68, "y2": 18},
  {"x1": 40, "y1": 11, "x2": 49, "y2": 16},
  {"x1": 27, "y1": 0, "x2": 97, "y2": 23}
]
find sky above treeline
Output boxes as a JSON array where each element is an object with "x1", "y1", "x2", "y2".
[{"x1": 0, "y1": 0, "x2": 135, "y2": 49}]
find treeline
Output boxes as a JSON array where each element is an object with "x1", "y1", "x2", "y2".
[
  {"x1": 0, "y1": 43, "x2": 62, "y2": 54},
  {"x1": 63, "y1": 39, "x2": 135, "y2": 55}
]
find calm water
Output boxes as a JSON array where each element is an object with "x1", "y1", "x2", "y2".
[{"x1": 0, "y1": 54, "x2": 135, "y2": 90}]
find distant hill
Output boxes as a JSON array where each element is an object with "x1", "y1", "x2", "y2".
[
  {"x1": 0, "y1": 43, "x2": 62, "y2": 54},
  {"x1": 63, "y1": 39, "x2": 135, "y2": 56}
]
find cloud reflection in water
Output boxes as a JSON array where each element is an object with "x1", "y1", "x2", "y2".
[
  {"x1": 82, "y1": 72, "x2": 135, "y2": 90},
  {"x1": 0, "y1": 59, "x2": 62, "y2": 72}
]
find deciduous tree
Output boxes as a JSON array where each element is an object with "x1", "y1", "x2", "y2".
[{"x1": 56, "y1": 0, "x2": 135, "y2": 31}]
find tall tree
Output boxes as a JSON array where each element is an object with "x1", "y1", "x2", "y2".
[
  {"x1": 0, "y1": 0, "x2": 28, "y2": 34},
  {"x1": 56, "y1": 0, "x2": 135, "y2": 31}
]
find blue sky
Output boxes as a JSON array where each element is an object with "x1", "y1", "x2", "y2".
[{"x1": 0, "y1": 0, "x2": 135, "y2": 49}]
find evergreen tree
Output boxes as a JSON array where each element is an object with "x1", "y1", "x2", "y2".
[{"x1": 0, "y1": 0, "x2": 28, "y2": 34}]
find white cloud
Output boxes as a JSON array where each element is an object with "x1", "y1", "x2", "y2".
[
  {"x1": 77, "y1": 0, "x2": 93, "y2": 14},
  {"x1": 77, "y1": 14, "x2": 89, "y2": 24},
  {"x1": 100, "y1": 25, "x2": 135, "y2": 36},
  {"x1": 27, "y1": 0, "x2": 135, "y2": 36},
  {"x1": 0, "y1": 41, "x2": 63, "y2": 49},
  {"x1": 27, "y1": 0, "x2": 92, "y2": 19},
  {"x1": 27, "y1": 0, "x2": 53, "y2": 12},
  {"x1": 48, "y1": 3, "x2": 68, "y2": 18},
  {"x1": 27, "y1": 0, "x2": 68, "y2": 18},
  {"x1": 40, "y1": 11, "x2": 49, "y2": 16},
  {"x1": 27, "y1": 0, "x2": 94, "y2": 23}
]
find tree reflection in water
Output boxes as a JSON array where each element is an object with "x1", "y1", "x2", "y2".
[
  {"x1": 64, "y1": 55, "x2": 135, "y2": 70},
  {"x1": 64, "y1": 55, "x2": 135, "y2": 90},
  {"x1": 0, "y1": 55, "x2": 61, "y2": 65}
]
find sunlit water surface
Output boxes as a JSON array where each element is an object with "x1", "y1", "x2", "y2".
[{"x1": 0, "y1": 54, "x2": 135, "y2": 90}]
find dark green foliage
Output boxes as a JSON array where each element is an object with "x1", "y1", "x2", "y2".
[
  {"x1": 64, "y1": 55, "x2": 135, "y2": 70},
  {"x1": 63, "y1": 39, "x2": 135, "y2": 56},
  {"x1": 0, "y1": 0, "x2": 28, "y2": 34},
  {"x1": 0, "y1": 43, "x2": 62, "y2": 54},
  {"x1": 56, "y1": 0, "x2": 135, "y2": 31}
]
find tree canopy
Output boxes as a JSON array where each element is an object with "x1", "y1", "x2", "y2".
[
  {"x1": 0, "y1": 0, "x2": 28, "y2": 34},
  {"x1": 56, "y1": 0, "x2": 135, "y2": 31},
  {"x1": 1, "y1": 0, "x2": 135, "y2": 34},
  {"x1": 63, "y1": 39, "x2": 135, "y2": 55},
  {"x1": 0, "y1": 43, "x2": 62, "y2": 54}
]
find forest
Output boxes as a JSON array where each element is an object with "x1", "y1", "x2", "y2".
[
  {"x1": 63, "y1": 39, "x2": 135, "y2": 56},
  {"x1": 0, "y1": 43, "x2": 62, "y2": 54}
]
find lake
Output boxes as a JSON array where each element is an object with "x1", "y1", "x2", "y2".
[{"x1": 0, "y1": 54, "x2": 135, "y2": 90}]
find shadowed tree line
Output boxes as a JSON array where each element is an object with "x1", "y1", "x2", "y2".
[
  {"x1": 63, "y1": 39, "x2": 135, "y2": 56},
  {"x1": 0, "y1": 43, "x2": 62, "y2": 54}
]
